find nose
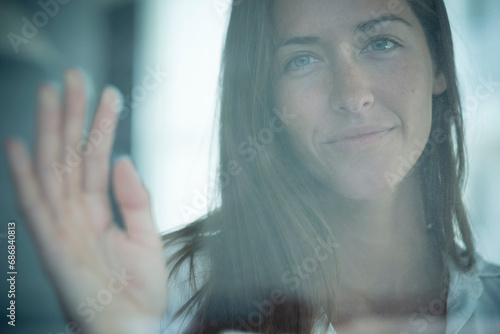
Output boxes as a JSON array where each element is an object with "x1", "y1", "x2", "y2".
[{"x1": 329, "y1": 56, "x2": 375, "y2": 114}]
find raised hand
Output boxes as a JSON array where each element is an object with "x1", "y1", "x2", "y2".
[{"x1": 4, "y1": 69, "x2": 168, "y2": 333}]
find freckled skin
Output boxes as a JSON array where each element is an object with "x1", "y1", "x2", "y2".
[
  {"x1": 272, "y1": 3, "x2": 450, "y2": 330},
  {"x1": 273, "y1": 0, "x2": 447, "y2": 200}
]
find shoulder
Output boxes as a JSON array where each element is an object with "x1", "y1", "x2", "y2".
[
  {"x1": 461, "y1": 254, "x2": 500, "y2": 332},
  {"x1": 466, "y1": 254, "x2": 500, "y2": 332},
  {"x1": 439, "y1": 253, "x2": 500, "y2": 333},
  {"x1": 475, "y1": 254, "x2": 500, "y2": 309},
  {"x1": 448, "y1": 252, "x2": 500, "y2": 301},
  {"x1": 475, "y1": 254, "x2": 500, "y2": 278}
]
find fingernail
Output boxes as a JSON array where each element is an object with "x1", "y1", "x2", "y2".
[
  {"x1": 65, "y1": 69, "x2": 81, "y2": 89},
  {"x1": 112, "y1": 153, "x2": 131, "y2": 165},
  {"x1": 39, "y1": 85, "x2": 58, "y2": 109},
  {"x1": 104, "y1": 85, "x2": 124, "y2": 113},
  {"x1": 113, "y1": 154, "x2": 139, "y2": 174}
]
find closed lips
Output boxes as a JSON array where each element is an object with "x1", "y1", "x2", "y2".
[{"x1": 325, "y1": 126, "x2": 395, "y2": 144}]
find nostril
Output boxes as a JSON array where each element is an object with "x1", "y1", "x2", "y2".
[
  {"x1": 329, "y1": 68, "x2": 374, "y2": 113},
  {"x1": 335, "y1": 93, "x2": 374, "y2": 114}
]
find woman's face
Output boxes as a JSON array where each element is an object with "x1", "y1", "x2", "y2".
[{"x1": 273, "y1": 0, "x2": 447, "y2": 200}]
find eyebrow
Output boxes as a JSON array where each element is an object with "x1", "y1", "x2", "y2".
[
  {"x1": 355, "y1": 14, "x2": 413, "y2": 33},
  {"x1": 277, "y1": 14, "x2": 412, "y2": 49},
  {"x1": 278, "y1": 36, "x2": 320, "y2": 48}
]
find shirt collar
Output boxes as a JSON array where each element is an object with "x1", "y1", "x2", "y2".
[
  {"x1": 445, "y1": 253, "x2": 490, "y2": 334},
  {"x1": 322, "y1": 253, "x2": 497, "y2": 334}
]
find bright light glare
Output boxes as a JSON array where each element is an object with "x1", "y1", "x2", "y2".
[{"x1": 133, "y1": 0, "x2": 231, "y2": 233}]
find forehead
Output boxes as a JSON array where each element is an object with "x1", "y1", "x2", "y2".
[{"x1": 273, "y1": 0, "x2": 416, "y2": 37}]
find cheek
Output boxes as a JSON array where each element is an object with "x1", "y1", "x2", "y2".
[
  {"x1": 378, "y1": 56, "x2": 434, "y2": 142},
  {"x1": 372, "y1": 57, "x2": 434, "y2": 191},
  {"x1": 275, "y1": 79, "x2": 327, "y2": 144},
  {"x1": 405, "y1": 68, "x2": 434, "y2": 146}
]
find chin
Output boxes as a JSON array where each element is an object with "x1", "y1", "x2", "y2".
[
  {"x1": 334, "y1": 179, "x2": 393, "y2": 200},
  {"x1": 323, "y1": 165, "x2": 401, "y2": 200}
]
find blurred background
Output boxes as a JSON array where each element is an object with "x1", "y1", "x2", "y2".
[{"x1": 0, "y1": 0, "x2": 498, "y2": 332}]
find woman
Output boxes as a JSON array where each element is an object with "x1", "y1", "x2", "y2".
[{"x1": 5, "y1": 0, "x2": 500, "y2": 333}]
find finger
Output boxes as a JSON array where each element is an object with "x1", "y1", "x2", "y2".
[
  {"x1": 62, "y1": 69, "x2": 87, "y2": 196},
  {"x1": 112, "y1": 157, "x2": 159, "y2": 246},
  {"x1": 83, "y1": 86, "x2": 120, "y2": 194},
  {"x1": 5, "y1": 139, "x2": 55, "y2": 245},
  {"x1": 35, "y1": 84, "x2": 63, "y2": 215}
]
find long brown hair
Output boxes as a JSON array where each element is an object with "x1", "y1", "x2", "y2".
[{"x1": 162, "y1": 1, "x2": 475, "y2": 332}]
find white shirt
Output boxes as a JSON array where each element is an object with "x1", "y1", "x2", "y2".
[{"x1": 160, "y1": 252, "x2": 500, "y2": 333}]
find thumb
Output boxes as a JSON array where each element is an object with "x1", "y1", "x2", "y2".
[{"x1": 112, "y1": 156, "x2": 158, "y2": 243}]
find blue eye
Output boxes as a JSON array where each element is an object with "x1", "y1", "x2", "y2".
[
  {"x1": 364, "y1": 38, "x2": 400, "y2": 52},
  {"x1": 285, "y1": 54, "x2": 319, "y2": 71}
]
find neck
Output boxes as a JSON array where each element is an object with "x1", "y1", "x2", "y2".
[
  {"x1": 324, "y1": 172, "x2": 426, "y2": 251},
  {"x1": 320, "y1": 172, "x2": 444, "y2": 307}
]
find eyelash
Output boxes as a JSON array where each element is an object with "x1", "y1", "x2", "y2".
[
  {"x1": 362, "y1": 36, "x2": 401, "y2": 53},
  {"x1": 283, "y1": 36, "x2": 402, "y2": 72},
  {"x1": 284, "y1": 53, "x2": 320, "y2": 71}
]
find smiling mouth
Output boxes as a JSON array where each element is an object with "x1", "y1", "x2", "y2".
[{"x1": 328, "y1": 127, "x2": 395, "y2": 148}]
